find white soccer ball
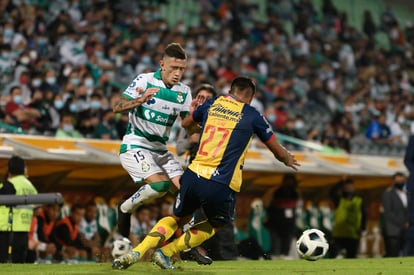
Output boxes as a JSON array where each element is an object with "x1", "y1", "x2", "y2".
[
  {"x1": 296, "y1": 229, "x2": 329, "y2": 261},
  {"x1": 111, "y1": 237, "x2": 133, "y2": 259}
]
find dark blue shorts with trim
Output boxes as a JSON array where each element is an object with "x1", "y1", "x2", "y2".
[{"x1": 173, "y1": 169, "x2": 235, "y2": 227}]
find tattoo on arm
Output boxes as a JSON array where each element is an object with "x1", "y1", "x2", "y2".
[{"x1": 113, "y1": 97, "x2": 143, "y2": 113}]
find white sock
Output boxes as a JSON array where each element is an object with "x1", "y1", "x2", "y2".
[{"x1": 120, "y1": 184, "x2": 166, "y2": 213}]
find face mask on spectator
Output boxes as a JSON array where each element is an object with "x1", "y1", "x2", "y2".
[
  {"x1": 37, "y1": 38, "x2": 48, "y2": 46},
  {"x1": 394, "y1": 182, "x2": 405, "y2": 190},
  {"x1": 13, "y1": 95, "x2": 22, "y2": 104},
  {"x1": 63, "y1": 124, "x2": 74, "y2": 132},
  {"x1": 142, "y1": 56, "x2": 151, "y2": 64},
  {"x1": 398, "y1": 116, "x2": 405, "y2": 124},
  {"x1": 95, "y1": 51, "x2": 104, "y2": 59},
  {"x1": 70, "y1": 77, "x2": 80, "y2": 86},
  {"x1": 63, "y1": 67, "x2": 72, "y2": 77},
  {"x1": 267, "y1": 114, "x2": 276, "y2": 123},
  {"x1": 84, "y1": 78, "x2": 94, "y2": 87},
  {"x1": 69, "y1": 103, "x2": 78, "y2": 113},
  {"x1": 32, "y1": 79, "x2": 42, "y2": 87},
  {"x1": 20, "y1": 75, "x2": 28, "y2": 84},
  {"x1": 46, "y1": 76, "x2": 56, "y2": 85},
  {"x1": 20, "y1": 56, "x2": 30, "y2": 65},
  {"x1": 90, "y1": 101, "x2": 101, "y2": 110},
  {"x1": 29, "y1": 50, "x2": 37, "y2": 60},
  {"x1": 2, "y1": 52, "x2": 11, "y2": 59},
  {"x1": 295, "y1": 120, "x2": 304, "y2": 129},
  {"x1": 4, "y1": 28, "x2": 14, "y2": 38},
  {"x1": 54, "y1": 100, "x2": 64, "y2": 110}
]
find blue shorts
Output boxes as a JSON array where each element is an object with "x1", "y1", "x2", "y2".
[{"x1": 173, "y1": 169, "x2": 236, "y2": 227}]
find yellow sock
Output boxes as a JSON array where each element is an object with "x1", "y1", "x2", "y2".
[
  {"x1": 161, "y1": 221, "x2": 215, "y2": 257},
  {"x1": 133, "y1": 216, "x2": 178, "y2": 257}
]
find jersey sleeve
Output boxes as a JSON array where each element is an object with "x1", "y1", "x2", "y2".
[
  {"x1": 179, "y1": 86, "x2": 192, "y2": 119},
  {"x1": 253, "y1": 111, "x2": 275, "y2": 142},
  {"x1": 121, "y1": 74, "x2": 148, "y2": 100},
  {"x1": 192, "y1": 98, "x2": 213, "y2": 122}
]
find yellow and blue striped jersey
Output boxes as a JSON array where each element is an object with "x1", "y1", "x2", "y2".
[{"x1": 188, "y1": 95, "x2": 275, "y2": 192}]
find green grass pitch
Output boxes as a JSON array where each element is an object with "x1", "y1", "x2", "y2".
[{"x1": 2, "y1": 257, "x2": 414, "y2": 275}]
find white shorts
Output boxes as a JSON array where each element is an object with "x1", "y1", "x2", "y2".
[{"x1": 120, "y1": 148, "x2": 183, "y2": 184}]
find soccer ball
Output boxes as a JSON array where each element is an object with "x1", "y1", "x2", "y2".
[
  {"x1": 111, "y1": 237, "x2": 133, "y2": 259},
  {"x1": 296, "y1": 229, "x2": 329, "y2": 261}
]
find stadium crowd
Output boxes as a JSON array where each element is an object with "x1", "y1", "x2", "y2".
[{"x1": 0, "y1": 0, "x2": 414, "y2": 154}]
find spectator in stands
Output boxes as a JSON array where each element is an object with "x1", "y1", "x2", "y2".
[
  {"x1": 0, "y1": 156, "x2": 38, "y2": 263},
  {"x1": 3, "y1": 69, "x2": 32, "y2": 105},
  {"x1": 93, "y1": 109, "x2": 118, "y2": 140},
  {"x1": 4, "y1": 86, "x2": 41, "y2": 131},
  {"x1": 58, "y1": 29, "x2": 88, "y2": 67},
  {"x1": 366, "y1": 113, "x2": 393, "y2": 145},
  {"x1": 79, "y1": 201, "x2": 104, "y2": 262},
  {"x1": 54, "y1": 203, "x2": 88, "y2": 263},
  {"x1": 263, "y1": 174, "x2": 299, "y2": 258},
  {"x1": 29, "y1": 203, "x2": 61, "y2": 263},
  {"x1": 40, "y1": 68, "x2": 60, "y2": 95},
  {"x1": 271, "y1": 97, "x2": 289, "y2": 131},
  {"x1": 0, "y1": 0, "x2": 413, "y2": 154},
  {"x1": 362, "y1": 10, "x2": 377, "y2": 41},
  {"x1": 0, "y1": 44, "x2": 15, "y2": 93},
  {"x1": 279, "y1": 117, "x2": 302, "y2": 148},
  {"x1": 381, "y1": 172, "x2": 408, "y2": 257},
  {"x1": 28, "y1": 89, "x2": 55, "y2": 134},
  {"x1": 55, "y1": 112, "x2": 83, "y2": 138},
  {"x1": 329, "y1": 177, "x2": 367, "y2": 258}
]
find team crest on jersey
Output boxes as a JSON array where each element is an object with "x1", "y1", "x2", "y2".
[
  {"x1": 144, "y1": 110, "x2": 156, "y2": 120},
  {"x1": 177, "y1": 92, "x2": 184, "y2": 103},
  {"x1": 141, "y1": 161, "x2": 150, "y2": 172}
]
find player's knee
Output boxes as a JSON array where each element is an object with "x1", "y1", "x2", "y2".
[
  {"x1": 150, "y1": 180, "x2": 171, "y2": 192},
  {"x1": 193, "y1": 221, "x2": 215, "y2": 235},
  {"x1": 208, "y1": 218, "x2": 228, "y2": 230}
]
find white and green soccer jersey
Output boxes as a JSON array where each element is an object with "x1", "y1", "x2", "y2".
[{"x1": 120, "y1": 69, "x2": 192, "y2": 153}]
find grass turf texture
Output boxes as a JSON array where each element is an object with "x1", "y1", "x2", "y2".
[{"x1": 1, "y1": 258, "x2": 414, "y2": 275}]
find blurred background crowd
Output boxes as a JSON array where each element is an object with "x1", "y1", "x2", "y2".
[
  {"x1": 1, "y1": 0, "x2": 413, "y2": 263},
  {"x1": 1, "y1": 0, "x2": 414, "y2": 156}
]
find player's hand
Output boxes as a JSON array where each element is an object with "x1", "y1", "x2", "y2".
[
  {"x1": 285, "y1": 151, "x2": 301, "y2": 171},
  {"x1": 190, "y1": 94, "x2": 208, "y2": 112},
  {"x1": 136, "y1": 87, "x2": 159, "y2": 103}
]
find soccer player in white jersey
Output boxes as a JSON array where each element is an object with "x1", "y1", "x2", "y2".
[{"x1": 112, "y1": 43, "x2": 192, "y2": 239}]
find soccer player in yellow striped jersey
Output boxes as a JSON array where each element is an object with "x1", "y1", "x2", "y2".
[
  {"x1": 112, "y1": 43, "x2": 193, "y2": 239},
  {"x1": 112, "y1": 76, "x2": 300, "y2": 270}
]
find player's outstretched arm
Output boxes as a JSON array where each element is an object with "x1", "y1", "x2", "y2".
[
  {"x1": 265, "y1": 136, "x2": 300, "y2": 171},
  {"x1": 113, "y1": 88, "x2": 159, "y2": 113},
  {"x1": 181, "y1": 112, "x2": 201, "y2": 136}
]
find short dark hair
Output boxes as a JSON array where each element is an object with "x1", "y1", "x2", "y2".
[
  {"x1": 9, "y1": 86, "x2": 21, "y2": 95},
  {"x1": 393, "y1": 171, "x2": 406, "y2": 179},
  {"x1": 195, "y1": 83, "x2": 217, "y2": 97},
  {"x1": 230, "y1": 76, "x2": 256, "y2": 96},
  {"x1": 8, "y1": 156, "x2": 25, "y2": 175},
  {"x1": 71, "y1": 203, "x2": 85, "y2": 213},
  {"x1": 163, "y1": 43, "x2": 186, "y2": 59}
]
